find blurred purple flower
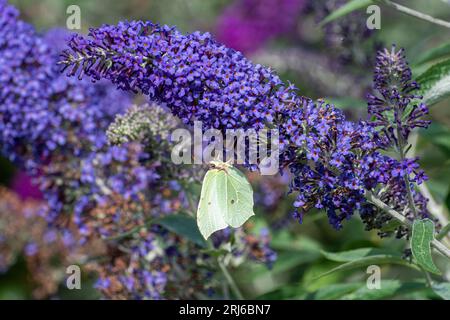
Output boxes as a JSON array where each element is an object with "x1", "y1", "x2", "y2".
[
  {"x1": 11, "y1": 171, "x2": 42, "y2": 200},
  {"x1": 216, "y1": 0, "x2": 306, "y2": 53}
]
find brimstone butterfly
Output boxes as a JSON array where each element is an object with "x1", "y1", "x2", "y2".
[{"x1": 197, "y1": 160, "x2": 255, "y2": 240}]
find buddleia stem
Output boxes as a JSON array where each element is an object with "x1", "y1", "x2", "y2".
[
  {"x1": 205, "y1": 239, "x2": 245, "y2": 300},
  {"x1": 410, "y1": 133, "x2": 450, "y2": 237},
  {"x1": 437, "y1": 223, "x2": 450, "y2": 241},
  {"x1": 421, "y1": 268, "x2": 433, "y2": 288},
  {"x1": 377, "y1": 0, "x2": 450, "y2": 29},
  {"x1": 395, "y1": 126, "x2": 418, "y2": 218},
  {"x1": 217, "y1": 259, "x2": 245, "y2": 300},
  {"x1": 364, "y1": 190, "x2": 450, "y2": 260}
]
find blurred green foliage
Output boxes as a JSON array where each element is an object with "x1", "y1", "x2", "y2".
[{"x1": 1, "y1": 0, "x2": 450, "y2": 299}]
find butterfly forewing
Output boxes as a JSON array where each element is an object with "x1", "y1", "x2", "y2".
[
  {"x1": 219, "y1": 166, "x2": 255, "y2": 228},
  {"x1": 197, "y1": 169, "x2": 227, "y2": 240}
]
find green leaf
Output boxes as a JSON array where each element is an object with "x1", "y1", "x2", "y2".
[
  {"x1": 321, "y1": 248, "x2": 401, "y2": 262},
  {"x1": 197, "y1": 161, "x2": 255, "y2": 239},
  {"x1": 271, "y1": 233, "x2": 322, "y2": 252},
  {"x1": 307, "y1": 283, "x2": 363, "y2": 300},
  {"x1": 271, "y1": 252, "x2": 321, "y2": 274},
  {"x1": 341, "y1": 280, "x2": 427, "y2": 300},
  {"x1": 256, "y1": 286, "x2": 308, "y2": 300},
  {"x1": 200, "y1": 248, "x2": 231, "y2": 257},
  {"x1": 421, "y1": 123, "x2": 450, "y2": 156},
  {"x1": 320, "y1": 0, "x2": 373, "y2": 26},
  {"x1": 415, "y1": 42, "x2": 450, "y2": 65},
  {"x1": 411, "y1": 219, "x2": 441, "y2": 275},
  {"x1": 417, "y1": 59, "x2": 450, "y2": 106},
  {"x1": 313, "y1": 255, "x2": 419, "y2": 281},
  {"x1": 432, "y1": 282, "x2": 450, "y2": 300},
  {"x1": 0, "y1": 284, "x2": 28, "y2": 300},
  {"x1": 156, "y1": 214, "x2": 207, "y2": 248}
]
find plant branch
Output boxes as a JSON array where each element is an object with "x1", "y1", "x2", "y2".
[
  {"x1": 437, "y1": 222, "x2": 450, "y2": 240},
  {"x1": 421, "y1": 268, "x2": 433, "y2": 288},
  {"x1": 419, "y1": 183, "x2": 449, "y2": 230},
  {"x1": 364, "y1": 190, "x2": 450, "y2": 259},
  {"x1": 217, "y1": 259, "x2": 244, "y2": 300},
  {"x1": 409, "y1": 133, "x2": 450, "y2": 237},
  {"x1": 377, "y1": 0, "x2": 450, "y2": 29},
  {"x1": 431, "y1": 238, "x2": 450, "y2": 260},
  {"x1": 396, "y1": 127, "x2": 418, "y2": 217}
]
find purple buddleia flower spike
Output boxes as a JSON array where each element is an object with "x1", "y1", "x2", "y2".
[
  {"x1": 60, "y1": 21, "x2": 298, "y2": 132},
  {"x1": 367, "y1": 45, "x2": 430, "y2": 146}
]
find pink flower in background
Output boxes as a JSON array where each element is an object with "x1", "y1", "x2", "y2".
[
  {"x1": 11, "y1": 171, "x2": 42, "y2": 200},
  {"x1": 216, "y1": 0, "x2": 306, "y2": 53}
]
